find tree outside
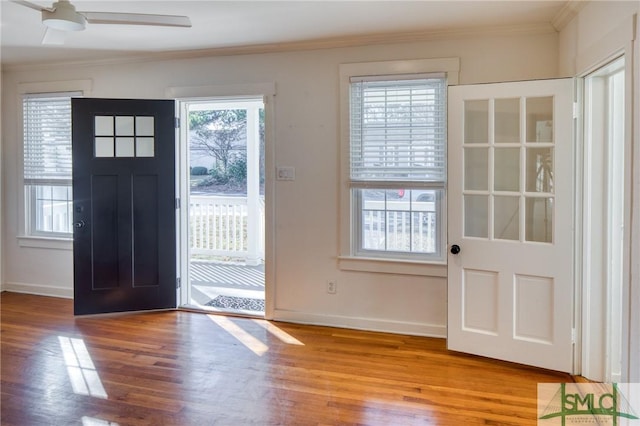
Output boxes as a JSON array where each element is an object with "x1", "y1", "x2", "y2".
[{"x1": 189, "y1": 108, "x2": 265, "y2": 196}]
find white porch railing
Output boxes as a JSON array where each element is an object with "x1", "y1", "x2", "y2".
[
  {"x1": 189, "y1": 195, "x2": 265, "y2": 261},
  {"x1": 362, "y1": 210, "x2": 437, "y2": 253},
  {"x1": 40, "y1": 201, "x2": 73, "y2": 234}
]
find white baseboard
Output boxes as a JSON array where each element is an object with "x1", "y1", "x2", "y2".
[
  {"x1": 273, "y1": 309, "x2": 446, "y2": 338},
  {"x1": 3, "y1": 281, "x2": 73, "y2": 299},
  {"x1": 0, "y1": 287, "x2": 446, "y2": 338}
]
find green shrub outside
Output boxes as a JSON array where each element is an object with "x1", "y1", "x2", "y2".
[
  {"x1": 227, "y1": 154, "x2": 247, "y2": 184},
  {"x1": 191, "y1": 166, "x2": 208, "y2": 176}
]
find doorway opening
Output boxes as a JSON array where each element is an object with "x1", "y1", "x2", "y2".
[
  {"x1": 582, "y1": 56, "x2": 626, "y2": 381},
  {"x1": 181, "y1": 98, "x2": 265, "y2": 316}
]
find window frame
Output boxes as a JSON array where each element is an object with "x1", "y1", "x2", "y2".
[
  {"x1": 353, "y1": 188, "x2": 445, "y2": 260},
  {"x1": 25, "y1": 182, "x2": 75, "y2": 238},
  {"x1": 338, "y1": 58, "x2": 459, "y2": 274},
  {"x1": 18, "y1": 80, "x2": 91, "y2": 246}
]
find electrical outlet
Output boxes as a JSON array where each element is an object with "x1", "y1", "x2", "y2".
[{"x1": 327, "y1": 280, "x2": 337, "y2": 294}]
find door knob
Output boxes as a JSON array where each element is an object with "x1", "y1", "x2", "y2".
[
  {"x1": 450, "y1": 244, "x2": 461, "y2": 255},
  {"x1": 74, "y1": 220, "x2": 86, "y2": 229}
]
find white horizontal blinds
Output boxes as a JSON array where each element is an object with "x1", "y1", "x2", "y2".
[
  {"x1": 350, "y1": 74, "x2": 446, "y2": 187},
  {"x1": 23, "y1": 92, "x2": 80, "y2": 185}
]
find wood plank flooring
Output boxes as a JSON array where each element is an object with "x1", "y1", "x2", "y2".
[{"x1": 1, "y1": 292, "x2": 575, "y2": 425}]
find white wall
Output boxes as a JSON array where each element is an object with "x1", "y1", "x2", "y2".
[
  {"x1": 559, "y1": 1, "x2": 638, "y2": 76},
  {"x1": 2, "y1": 29, "x2": 559, "y2": 336}
]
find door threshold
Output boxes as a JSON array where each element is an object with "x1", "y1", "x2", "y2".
[{"x1": 179, "y1": 303, "x2": 264, "y2": 319}]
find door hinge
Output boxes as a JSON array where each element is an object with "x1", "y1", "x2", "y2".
[
  {"x1": 175, "y1": 198, "x2": 181, "y2": 209},
  {"x1": 572, "y1": 102, "x2": 579, "y2": 119},
  {"x1": 176, "y1": 277, "x2": 181, "y2": 289},
  {"x1": 174, "y1": 117, "x2": 180, "y2": 128},
  {"x1": 571, "y1": 328, "x2": 576, "y2": 344}
]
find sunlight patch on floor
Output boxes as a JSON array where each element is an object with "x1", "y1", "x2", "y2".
[
  {"x1": 208, "y1": 315, "x2": 269, "y2": 356},
  {"x1": 253, "y1": 319, "x2": 304, "y2": 346},
  {"x1": 58, "y1": 336, "x2": 107, "y2": 399},
  {"x1": 81, "y1": 416, "x2": 120, "y2": 426}
]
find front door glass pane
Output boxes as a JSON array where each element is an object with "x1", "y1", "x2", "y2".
[
  {"x1": 95, "y1": 137, "x2": 114, "y2": 157},
  {"x1": 95, "y1": 116, "x2": 114, "y2": 136},
  {"x1": 115, "y1": 137, "x2": 134, "y2": 157},
  {"x1": 136, "y1": 138, "x2": 155, "y2": 157},
  {"x1": 136, "y1": 116, "x2": 154, "y2": 136},
  {"x1": 115, "y1": 116, "x2": 134, "y2": 136}
]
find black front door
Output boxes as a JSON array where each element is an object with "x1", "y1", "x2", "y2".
[{"x1": 72, "y1": 98, "x2": 176, "y2": 315}]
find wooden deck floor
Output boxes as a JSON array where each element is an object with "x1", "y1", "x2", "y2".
[
  {"x1": 189, "y1": 261, "x2": 265, "y2": 314},
  {"x1": 1, "y1": 292, "x2": 575, "y2": 425}
]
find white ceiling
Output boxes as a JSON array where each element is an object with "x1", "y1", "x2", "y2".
[{"x1": 1, "y1": 1, "x2": 570, "y2": 67}]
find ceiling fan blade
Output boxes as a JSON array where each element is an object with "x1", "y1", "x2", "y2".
[
  {"x1": 11, "y1": 0, "x2": 54, "y2": 12},
  {"x1": 79, "y1": 12, "x2": 192, "y2": 28},
  {"x1": 42, "y1": 27, "x2": 67, "y2": 45}
]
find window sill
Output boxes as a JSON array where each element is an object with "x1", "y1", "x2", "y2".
[
  {"x1": 18, "y1": 236, "x2": 72, "y2": 251},
  {"x1": 338, "y1": 256, "x2": 447, "y2": 277}
]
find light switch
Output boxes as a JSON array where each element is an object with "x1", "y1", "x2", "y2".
[{"x1": 276, "y1": 166, "x2": 295, "y2": 181}]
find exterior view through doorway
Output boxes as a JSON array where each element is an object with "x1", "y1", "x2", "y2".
[{"x1": 181, "y1": 98, "x2": 265, "y2": 316}]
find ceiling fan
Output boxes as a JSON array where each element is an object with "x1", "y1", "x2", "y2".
[{"x1": 12, "y1": 0, "x2": 192, "y2": 44}]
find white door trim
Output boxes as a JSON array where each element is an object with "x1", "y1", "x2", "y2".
[
  {"x1": 169, "y1": 83, "x2": 276, "y2": 319},
  {"x1": 576, "y1": 15, "x2": 637, "y2": 382}
]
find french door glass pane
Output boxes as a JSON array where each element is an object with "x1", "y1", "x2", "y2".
[
  {"x1": 525, "y1": 197, "x2": 553, "y2": 243},
  {"x1": 526, "y1": 97, "x2": 553, "y2": 143},
  {"x1": 464, "y1": 100, "x2": 488, "y2": 144},
  {"x1": 494, "y1": 148, "x2": 520, "y2": 191},
  {"x1": 526, "y1": 147, "x2": 554, "y2": 193},
  {"x1": 461, "y1": 95, "x2": 555, "y2": 244},
  {"x1": 494, "y1": 196, "x2": 519, "y2": 240},
  {"x1": 464, "y1": 147, "x2": 488, "y2": 191},
  {"x1": 464, "y1": 194, "x2": 488, "y2": 238},
  {"x1": 495, "y1": 98, "x2": 520, "y2": 143}
]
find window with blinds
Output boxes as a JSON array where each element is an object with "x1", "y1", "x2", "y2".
[
  {"x1": 348, "y1": 74, "x2": 446, "y2": 260},
  {"x1": 349, "y1": 74, "x2": 446, "y2": 187},
  {"x1": 23, "y1": 92, "x2": 79, "y2": 236}
]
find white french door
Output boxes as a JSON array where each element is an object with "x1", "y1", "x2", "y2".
[{"x1": 447, "y1": 79, "x2": 575, "y2": 373}]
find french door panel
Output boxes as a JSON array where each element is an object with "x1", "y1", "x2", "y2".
[{"x1": 447, "y1": 79, "x2": 574, "y2": 373}]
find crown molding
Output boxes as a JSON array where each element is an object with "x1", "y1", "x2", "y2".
[
  {"x1": 552, "y1": 0, "x2": 588, "y2": 31},
  {"x1": 2, "y1": 22, "x2": 557, "y2": 73}
]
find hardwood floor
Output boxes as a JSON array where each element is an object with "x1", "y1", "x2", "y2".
[{"x1": 1, "y1": 292, "x2": 574, "y2": 425}]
